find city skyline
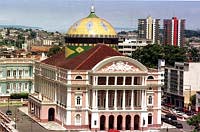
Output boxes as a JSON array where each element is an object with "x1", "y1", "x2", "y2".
[{"x1": 0, "y1": 0, "x2": 200, "y2": 32}]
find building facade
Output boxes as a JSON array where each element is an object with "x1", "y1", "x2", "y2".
[
  {"x1": 163, "y1": 17, "x2": 185, "y2": 47},
  {"x1": 118, "y1": 38, "x2": 152, "y2": 57},
  {"x1": 138, "y1": 16, "x2": 160, "y2": 44},
  {"x1": 0, "y1": 58, "x2": 34, "y2": 97},
  {"x1": 28, "y1": 44, "x2": 162, "y2": 131}
]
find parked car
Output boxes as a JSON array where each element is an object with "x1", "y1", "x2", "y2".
[
  {"x1": 176, "y1": 123, "x2": 183, "y2": 129},
  {"x1": 6, "y1": 110, "x2": 12, "y2": 115},
  {"x1": 165, "y1": 113, "x2": 177, "y2": 120}
]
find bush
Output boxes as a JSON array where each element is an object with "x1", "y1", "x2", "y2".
[{"x1": 10, "y1": 93, "x2": 29, "y2": 99}]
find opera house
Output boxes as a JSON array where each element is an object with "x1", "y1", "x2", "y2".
[{"x1": 28, "y1": 6, "x2": 162, "y2": 131}]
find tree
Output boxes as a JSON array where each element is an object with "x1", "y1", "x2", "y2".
[
  {"x1": 47, "y1": 45, "x2": 62, "y2": 57},
  {"x1": 187, "y1": 113, "x2": 200, "y2": 131},
  {"x1": 190, "y1": 94, "x2": 196, "y2": 106},
  {"x1": 132, "y1": 44, "x2": 187, "y2": 68}
]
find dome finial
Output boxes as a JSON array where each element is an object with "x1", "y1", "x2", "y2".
[{"x1": 90, "y1": 5, "x2": 95, "y2": 13}]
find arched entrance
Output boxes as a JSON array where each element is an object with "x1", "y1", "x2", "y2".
[
  {"x1": 126, "y1": 115, "x2": 131, "y2": 130},
  {"x1": 100, "y1": 115, "x2": 106, "y2": 130},
  {"x1": 117, "y1": 115, "x2": 123, "y2": 130},
  {"x1": 109, "y1": 115, "x2": 114, "y2": 129},
  {"x1": 48, "y1": 108, "x2": 55, "y2": 121},
  {"x1": 134, "y1": 115, "x2": 140, "y2": 130}
]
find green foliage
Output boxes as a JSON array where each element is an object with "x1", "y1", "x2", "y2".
[
  {"x1": 188, "y1": 47, "x2": 200, "y2": 62},
  {"x1": 132, "y1": 44, "x2": 187, "y2": 68},
  {"x1": 190, "y1": 94, "x2": 196, "y2": 106},
  {"x1": 187, "y1": 113, "x2": 200, "y2": 131},
  {"x1": 10, "y1": 93, "x2": 29, "y2": 99},
  {"x1": 47, "y1": 45, "x2": 62, "y2": 57},
  {"x1": 185, "y1": 30, "x2": 200, "y2": 38}
]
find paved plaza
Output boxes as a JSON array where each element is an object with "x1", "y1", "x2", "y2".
[{"x1": 0, "y1": 105, "x2": 194, "y2": 132}]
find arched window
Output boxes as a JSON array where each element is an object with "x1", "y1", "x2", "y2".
[
  {"x1": 76, "y1": 96, "x2": 81, "y2": 105},
  {"x1": 147, "y1": 76, "x2": 154, "y2": 80},
  {"x1": 148, "y1": 96, "x2": 152, "y2": 104},
  {"x1": 75, "y1": 76, "x2": 82, "y2": 80},
  {"x1": 148, "y1": 113, "x2": 152, "y2": 124},
  {"x1": 149, "y1": 87, "x2": 152, "y2": 90},
  {"x1": 76, "y1": 114, "x2": 81, "y2": 124}
]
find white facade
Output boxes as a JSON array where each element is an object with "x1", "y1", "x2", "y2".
[{"x1": 118, "y1": 38, "x2": 152, "y2": 56}]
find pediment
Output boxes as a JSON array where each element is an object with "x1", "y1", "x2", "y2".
[
  {"x1": 92, "y1": 56, "x2": 148, "y2": 73},
  {"x1": 99, "y1": 61, "x2": 140, "y2": 72}
]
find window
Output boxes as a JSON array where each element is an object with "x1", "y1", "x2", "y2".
[
  {"x1": 19, "y1": 70, "x2": 22, "y2": 78},
  {"x1": 7, "y1": 70, "x2": 10, "y2": 77},
  {"x1": 148, "y1": 96, "x2": 153, "y2": 104},
  {"x1": 13, "y1": 70, "x2": 16, "y2": 78},
  {"x1": 98, "y1": 77, "x2": 106, "y2": 85},
  {"x1": 6, "y1": 83, "x2": 10, "y2": 93},
  {"x1": 94, "y1": 120, "x2": 97, "y2": 125},
  {"x1": 75, "y1": 114, "x2": 81, "y2": 125},
  {"x1": 75, "y1": 76, "x2": 82, "y2": 80},
  {"x1": 25, "y1": 70, "x2": 28, "y2": 74},
  {"x1": 108, "y1": 77, "x2": 115, "y2": 85},
  {"x1": 76, "y1": 96, "x2": 81, "y2": 106},
  {"x1": 134, "y1": 77, "x2": 141, "y2": 85},
  {"x1": 125, "y1": 77, "x2": 132, "y2": 85},
  {"x1": 147, "y1": 76, "x2": 154, "y2": 80},
  {"x1": 117, "y1": 77, "x2": 123, "y2": 85},
  {"x1": 148, "y1": 113, "x2": 152, "y2": 124}
]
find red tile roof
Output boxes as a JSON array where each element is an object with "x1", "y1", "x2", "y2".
[{"x1": 42, "y1": 44, "x2": 123, "y2": 70}]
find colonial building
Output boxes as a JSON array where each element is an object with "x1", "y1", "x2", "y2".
[
  {"x1": 28, "y1": 44, "x2": 162, "y2": 131},
  {"x1": 28, "y1": 6, "x2": 162, "y2": 131},
  {"x1": 0, "y1": 58, "x2": 34, "y2": 97}
]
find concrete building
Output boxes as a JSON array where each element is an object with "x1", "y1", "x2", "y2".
[
  {"x1": 28, "y1": 6, "x2": 162, "y2": 131},
  {"x1": 164, "y1": 62, "x2": 200, "y2": 108},
  {"x1": 0, "y1": 58, "x2": 34, "y2": 97},
  {"x1": 183, "y1": 62, "x2": 200, "y2": 106},
  {"x1": 163, "y1": 62, "x2": 184, "y2": 108},
  {"x1": 118, "y1": 38, "x2": 152, "y2": 57},
  {"x1": 163, "y1": 17, "x2": 185, "y2": 47},
  {"x1": 138, "y1": 16, "x2": 160, "y2": 44}
]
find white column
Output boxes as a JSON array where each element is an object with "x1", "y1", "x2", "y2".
[
  {"x1": 66, "y1": 87, "x2": 71, "y2": 125},
  {"x1": 131, "y1": 90, "x2": 134, "y2": 110},
  {"x1": 131, "y1": 76, "x2": 134, "y2": 85},
  {"x1": 106, "y1": 76, "x2": 109, "y2": 85},
  {"x1": 123, "y1": 76, "x2": 126, "y2": 85},
  {"x1": 106, "y1": 90, "x2": 109, "y2": 110},
  {"x1": 115, "y1": 76, "x2": 117, "y2": 85},
  {"x1": 86, "y1": 89, "x2": 89, "y2": 109},
  {"x1": 123, "y1": 90, "x2": 125, "y2": 110},
  {"x1": 95, "y1": 90, "x2": 98, "y2": 109},
  {"x1": 114, "y1": 90, "x2": 117, "y2": 110},
  {"x1": 141, "y1": 90, "x2": 144, "y2": 108},
  {"x1": 92, "y1": 90, "x2": 96, "y2": 109}
]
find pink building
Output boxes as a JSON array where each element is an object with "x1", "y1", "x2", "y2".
[{"x1": 28, "y1": 44, "x2": 162, "y2": 131}]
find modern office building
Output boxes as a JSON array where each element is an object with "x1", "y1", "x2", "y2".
[
  {"x1": 0, "y1": 58, "x2": 34, "y2": 98},
  {"x1": 163, "y1": 62, "x2": 184, "y2": 108},
  {"x1": 28, "y1": 6, "x2": 162, "y2": 131},
  {"x1": 138, "y1": 16, "x2": 160, "y2": 44},
  {"x1": 163, "y1": 17, "x2": 185, "y2": 47}
]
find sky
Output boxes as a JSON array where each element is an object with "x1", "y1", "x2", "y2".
[{"x1": 0, "y1": 0, "x2": 200, "y2": 32}]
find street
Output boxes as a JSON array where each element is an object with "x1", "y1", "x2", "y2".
[{"x1": 0, "y1": 106, "x2": 65, "y2": 132}]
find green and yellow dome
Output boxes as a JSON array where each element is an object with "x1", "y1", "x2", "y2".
[{"x1": 66, "y1": 6, "x2": 117, "y2": 38}]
